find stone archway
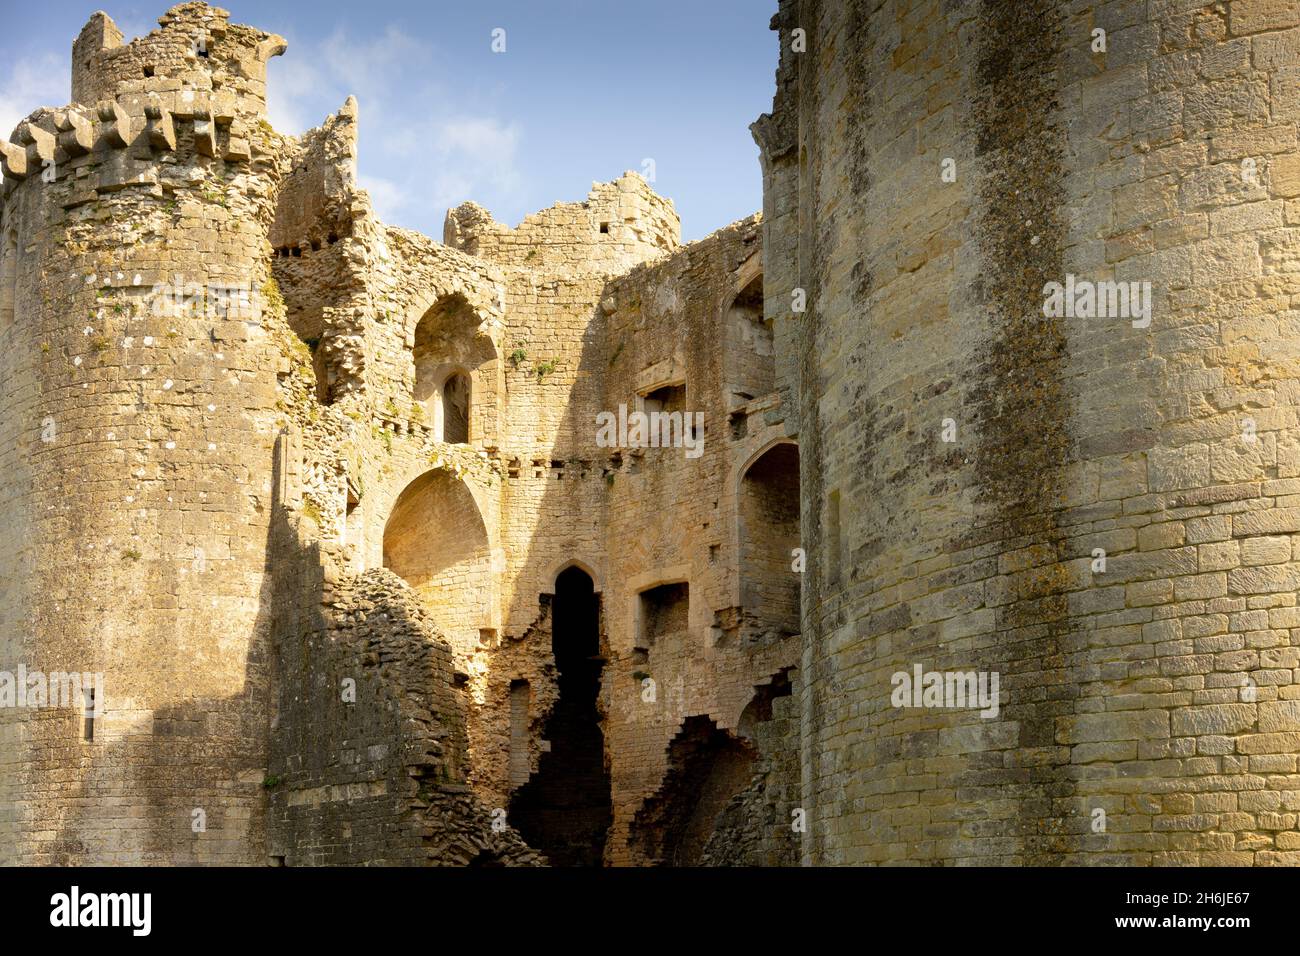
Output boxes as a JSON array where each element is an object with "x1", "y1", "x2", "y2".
[
  {"x1": 411, "y1": 293, "x2": 498, "y2": 443},
  {"x1": 441, "y1": 370, "x2": 471, "y2": 443},
  {"x1": 723, "y1": 268, "x2": 771, "y2": 404},
  {"x1": 382, "y1": 467, "x2": 492, "y2": 659}
]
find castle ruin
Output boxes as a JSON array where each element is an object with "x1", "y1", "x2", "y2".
[
  {"x1": 0, "y1": 1, "x2": 797, "y2": 866},
  {"x1": 3, "y1": 0, "x2": 1300, "y2": 867}
]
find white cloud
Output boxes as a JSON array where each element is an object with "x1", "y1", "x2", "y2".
[
  {"x1": 268, "y1": 25, "x2": 430, "y2": 137},
  {"x1": 266, "y1": 53, "x2": 322, "y2": 136},
  {"x1": 266, "y1": 24, "x2": 524, "y2": 235},
  {"x1": 319, "y1": 26, "x2": 428, "y2": 101},
  {"x1": 438, "y1": 118, "x2": 519, "y2": 160},
  {"x1": 360, "y1": 116, "x2": 522, "y2": 226},
  {"x1": 427, "y1": 118, "x2": 522, "y2": 212},
  {"x1": 0, "y1": 53, "x2": 70, "y2": 140},
  {"x1": 358, "y1": 173, "x2": 409, "y2": 223}
]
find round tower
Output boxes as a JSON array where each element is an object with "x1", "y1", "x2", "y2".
[
  {"x1": 0, "y1": 2, "x2": 286, "y2": 864},
  {"x1": 759, "y1": 0, "x2": 1300, "y2": 864}
]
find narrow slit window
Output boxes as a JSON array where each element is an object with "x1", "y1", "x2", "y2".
[{"x1": 82, "y1": 687, "x2": 95, "y2": 741}]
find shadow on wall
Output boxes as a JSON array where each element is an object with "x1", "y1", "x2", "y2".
[
  {"x1": 41, "y1": 431, "x2": 288, "y2": 864},
  {"x1": 627, "y1": 716, "x2": 757, "y2": 866},
  {"x1": 269, "y1": 432, "x2": 543, "y2": 866},
  {"x1": 508, "y1": 566, "x2": 612, "y2": 866}
]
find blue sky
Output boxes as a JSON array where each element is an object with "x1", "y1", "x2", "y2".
[{"x1": 0, "y1": 1, "x2": 778, "y2": 242}]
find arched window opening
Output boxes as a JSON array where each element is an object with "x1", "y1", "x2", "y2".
[
  {"x1": 724, "y1": 273, "x2": 772, "y2": 405},
  {"x1": 738, "y1": 441, "x2": 800, "y2": 647},
  {"x1": 509, "y1": 566, "x2": 611, "y2": 866},
  {"x1": 442, "y1": 370, "x2": 470, "y2": 443},
  {"x1": 412, "y1": 294, "x2": 494, "y2": 444}
]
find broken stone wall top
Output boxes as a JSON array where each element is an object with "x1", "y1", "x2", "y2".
[
  {"x1": 270, "y1": 96, "x2": 361, "y2": 253},
  {"x1": 72, "y1": 3, "x2": 287, "y2": 119},
  {"x1": 443, "y1": 171, "x2": 681, "y2": 274}
]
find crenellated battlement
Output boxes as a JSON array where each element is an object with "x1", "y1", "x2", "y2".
[
  {"x1": 2, "y1": 6, "x2": 275, "y2": 218},
  {"x1": 1, "y1": 87, "x2": 258, "y2": 210},
  {"x1": 72, "y1": 4, "x2": 285, "y2": 119}
]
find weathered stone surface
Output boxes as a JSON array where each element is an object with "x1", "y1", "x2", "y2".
[
  {"x1": 0, "y1": 1, "x2": 796, "y2": 868},
  {"x1": 759, "y1": 0, "x2": 1300, "y2": 866},
  {"x1": 9, "y1": 0, "x2": 1300, "y2": 870}
]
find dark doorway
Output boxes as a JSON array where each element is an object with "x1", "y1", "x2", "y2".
[
  {"x1": 738, "y1": 441, "x2": 801, "y2": 646},
  {"x1": 509, "y1": 567, "x2": 611, "y2": 865}
]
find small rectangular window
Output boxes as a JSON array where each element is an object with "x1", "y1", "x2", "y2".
[
  {"x1": 82, "y1": 687, "x2": 95, "y2": 741},
  {"x1": 639, "y1": 582, "x2": 689, "y2": 647},
  {"x1": 641, "y1": 383, "x2": 685, "y2": 416}
]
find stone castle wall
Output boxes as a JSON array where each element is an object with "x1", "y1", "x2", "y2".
[
  {"x1": 22, "y1": 0, "x2": 1293, "y2": 869},
  {"x1": 761, "y1": 0, "x2": 1300, "y2": 864},
  {"x1": 0, "y1": 2, "x2": 805, "y2": 865},
  {"x1": 444, "y1": 173, "x2": 681, "y2": 274},
  {"x1": 0, "y1": 2, "x2": 289, "y2": 864},
  {"x1": 594, "y1": 217, "x2": 800, "y2": 863}
]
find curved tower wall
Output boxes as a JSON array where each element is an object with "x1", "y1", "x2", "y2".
[
  {"x1": 0, "y1": 3, "x2": 286, "y2": 864},
  {"x1": 760, "y1": 0, "x2": 1300, "y2": 864}
]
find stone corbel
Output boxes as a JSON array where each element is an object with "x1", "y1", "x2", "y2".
[
  {"x1": 54, "y1": 110, "x2": 94, "y2": 157},
  {"x1": 193, "y1": 110, "x2": 217, "y2": 157},
  {"x1": 96, "y1": 101, "x2": 133, "y2": 148},
  {"x1": 0, "y1": 141, "x2": 27, "y2": 180},
  {"x1": 144, "y1": 104, "x2": 176, "y2": 152}
]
